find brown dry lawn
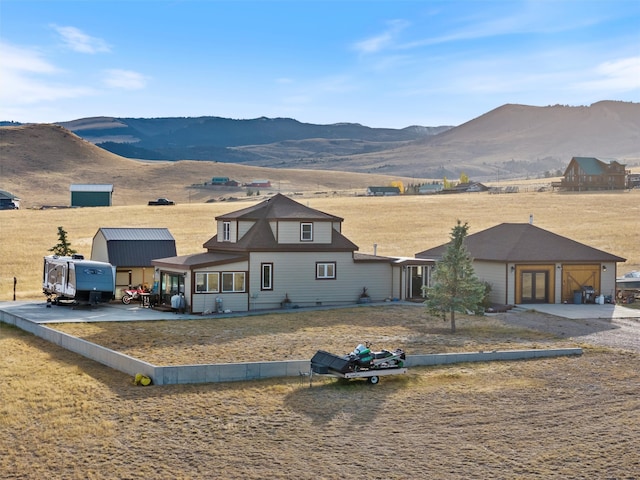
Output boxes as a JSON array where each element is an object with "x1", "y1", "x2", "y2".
[
  {"x1": 2, "y1": 187, "x2": 640, "y2": 478},
  {"x1": 50, "y1": 305, "x2": 573, "y2": 365},
  {"x1": 2, "y1": 305, "x2": 640, "y2": 479}
]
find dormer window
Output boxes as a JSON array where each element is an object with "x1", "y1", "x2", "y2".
[
  {"x1": 223, "y1": 221, "x2": 231, "y2": 241},
  {"x1": 300, "y1": 222, "x2": 313, "y2": 241}
]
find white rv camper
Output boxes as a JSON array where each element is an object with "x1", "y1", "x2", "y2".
[{"x1": 43, "y1": 255, "x2": 116, "y2": 305}]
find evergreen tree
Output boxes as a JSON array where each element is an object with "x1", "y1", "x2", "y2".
[
  {"x1": 423, "y1": 220, "x2": 485, "y2": 333},
  {"x1": 49, "y1": 226, "x2": 77, "y2": 256}
]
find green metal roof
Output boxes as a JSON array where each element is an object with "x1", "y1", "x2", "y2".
[{"x1": 571, "y1": 157, "x2": 605, "y2": 175}]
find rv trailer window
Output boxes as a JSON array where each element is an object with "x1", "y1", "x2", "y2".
[{"x1": 83, "y1": 268, "x2": 103, "y2": 275}]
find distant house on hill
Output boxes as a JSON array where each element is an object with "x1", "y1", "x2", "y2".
[
  {"x1": 245, "y1": 180, "x2": 271, "y2": 188},
  {"x1": 70, "y1": 184, "x2": 113, "y2": 207},
  {"x1": 553, "y1": 157, "x2": 628, "y2": 191},
  {"x1": 0, "y1": 189, "x2": 20, "y2": 209},
  {"x1": 211, "y1": 177, "x2": 239, "y2": 186},
  {"x1": 441, "y1": 182, "x2": 489, "y2": 194},
  {"x1": 418, "y1": 184, "x2": 444, "y2": 195},
  {"x1": 366, "y1": 186, "x2": 401, "y2": 196}
]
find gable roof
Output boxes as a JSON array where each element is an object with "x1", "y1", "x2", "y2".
[
  {"x1": 216, "y1": 193, "x2": 343, "y2": 222},
  {"x1": 94, "y1": 227, "x2": 177, "y2": 266},
  {"x1": 416, "y1": 223, "x2": 626, "y2": 263},
  {"x1": 567, "y1": 157, "x2": 625, "y2": 176},
  {"x1": 569, "y1": 157, "x2": 605, "y2": 175}
]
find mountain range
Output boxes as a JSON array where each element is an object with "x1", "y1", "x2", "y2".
[{"x1": 2, "y1": 100, "x2": 639, "y2": 185}]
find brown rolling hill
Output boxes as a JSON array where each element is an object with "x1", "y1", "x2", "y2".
[
  {"x1": 319, "y1": 101, "x2": 640, "y2": 179},
  {"x1": 49, "y1": 100, "x2": 640, "y2": 182},
  {"x1": 0, "y1": 124, "x2": 430, "y2": 207}
]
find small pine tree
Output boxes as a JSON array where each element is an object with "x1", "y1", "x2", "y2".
[
  {"x1": 49, "y1": 226, "x2": 77, "y2": 256},
  {"x1": 423, "y1": 220, "x2": 485, "y2": 333}
]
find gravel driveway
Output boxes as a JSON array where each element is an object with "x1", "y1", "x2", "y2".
[{"x1": 503, "y1": 309, "x2": 640, "y2": 353}]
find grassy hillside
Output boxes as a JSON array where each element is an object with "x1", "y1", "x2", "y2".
[{"x1": 0, "y1": 124, "x2": 433, "y2": 207}]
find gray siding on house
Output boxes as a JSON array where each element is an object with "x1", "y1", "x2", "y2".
[
  {"x1": 191, "y1": 260, "x2": 249, "y2": 313},
  {"x1": 474, "y1": 261, "x2": 509, "y2": 305},
  {"x1": 276, "y1": 221, "x2": 333, "y2": 244},
  {"x1": 248, "y1": 251, "x2": 392, "y2": 309}
]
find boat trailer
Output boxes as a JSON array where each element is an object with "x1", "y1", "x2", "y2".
[{"x1": 309, "y1": 344, "x2": 408, "y2": 385}]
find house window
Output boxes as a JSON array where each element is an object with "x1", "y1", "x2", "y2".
[
  {"x1": 222, "y1": 272, "x2": 246, "y2": 292},
  {"x1": 223, "y1": 221, "x2": 231, "y2": 241},
  {"x1": 316, "y1": 262, "x2": 336, "y2": 279},
  {"x1": 195, "y1": 272, "x2": 219, "y2": 293},
  {"x1": 301, "y1": 223, "x2": 313, "y2": 241},
  {"x1": 261, "y1": 263, "x2": 273, "y2": 290}
]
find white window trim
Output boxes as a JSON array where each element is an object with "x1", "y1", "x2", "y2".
[
  {"x1": 261, "y1": 263, "x2": 273, "y2": 290},
  {"x1": 316, "y1": 262, "x2": 336, "y2": 279},
  {"x1": 222, "y1": 221, "x2": 231, "y2": 241},
  {"x1": 301, "y1": 222, "x2": 313, "y2": 241}
]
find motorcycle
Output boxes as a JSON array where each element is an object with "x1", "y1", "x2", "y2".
[
  {"x1": 121, "y1": 286, "x2": 148, "y2": 305},
  {"x1": 346, "y1": 342, "x2": 406, "y2": 371}
]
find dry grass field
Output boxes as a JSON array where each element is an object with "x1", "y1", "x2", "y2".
[
  {"x1": 2, "y1": 190, "x2": 640, "y2": 479},
  {"x1": 2, "y1": 308, "x2": 640, "y2": 479},
  {"x1": 0, "y1": 189, "x2": 638, "y2": 301}
]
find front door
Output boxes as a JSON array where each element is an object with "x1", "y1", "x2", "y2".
[
  {"x1": 407, "y1": 266, "x2": 427, "y2": 299},
  {"x1": 521, "y1": 270, "x2": 548, "y2": 303}
]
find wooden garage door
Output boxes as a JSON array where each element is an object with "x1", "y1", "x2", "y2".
[{"x1": 562, "y1": 265, "x2": 600, "y2": 303}]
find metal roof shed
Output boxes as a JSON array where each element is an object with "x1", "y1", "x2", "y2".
[
  {"x1": 70, "y1": 184, "x2": 113, "y2": 207},
  {"x1": 91, "y1": 228, "x2": 177, "y2": 267}
]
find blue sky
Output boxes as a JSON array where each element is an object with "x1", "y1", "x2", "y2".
[{"x1": 1, "y1": 0, "x2": 639, "y2": 128}]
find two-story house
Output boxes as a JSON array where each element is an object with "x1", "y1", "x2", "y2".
[
  {"x1": 556, "y1": 157, "x2": 628, "y2": 191},
  {"x1": 152, "y1": 194, "x2": 433, "y2": 314}
]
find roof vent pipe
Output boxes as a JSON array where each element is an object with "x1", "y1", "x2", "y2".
[
  {"x1": 529, "y1": 214, "x2": 533, "y2": 225},
  {"x1": 374, "y1": 243, "x2": 377, "y2": 256}
]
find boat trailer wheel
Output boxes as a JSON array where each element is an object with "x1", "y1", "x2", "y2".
[{"x1": 367, "y1": 375, "x2": 379, "y2": 385}]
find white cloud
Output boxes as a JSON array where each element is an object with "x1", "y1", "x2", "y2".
[
  {"x1": 353, "y1": 19, "x2": 409, "y2": 54},
  {"x1": 1, "y1": 42, "x2": 58, "y2": 74},
  {"x1": 576, "y1": 56, "x2": 640, "y2": 92},
  {"x1": 51, "y1": 25, "x2": 111, "y2": 54},
  {"x1": 103, "y1": 69, "x2": 148, "y2": 90},
  {"x1": 0, "y1": 42, "x2": 95, "y2": 105}
]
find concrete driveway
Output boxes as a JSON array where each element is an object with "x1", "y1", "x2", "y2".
[{"x1": 1, "y1": 300, "x2": 639, "y2": 325}]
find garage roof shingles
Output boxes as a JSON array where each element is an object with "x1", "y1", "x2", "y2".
[{"x1": 416, "y1": 223, "x2": 626, "y2": 263}]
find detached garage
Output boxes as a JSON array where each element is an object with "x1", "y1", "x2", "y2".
[
  {"x1": 417, "y1": 223, "x2": 626, "y2": 305},
  {"x1": 70, "y1": 184, "x2": 113, "y2": 207}
]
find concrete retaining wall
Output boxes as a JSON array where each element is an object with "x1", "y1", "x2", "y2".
[
  {"x1": 406, "y1": 348, "x2": 583, "y2": 366},
  {"x1": 1, "y1": 309, "x2": 582, "y2": 386}
]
